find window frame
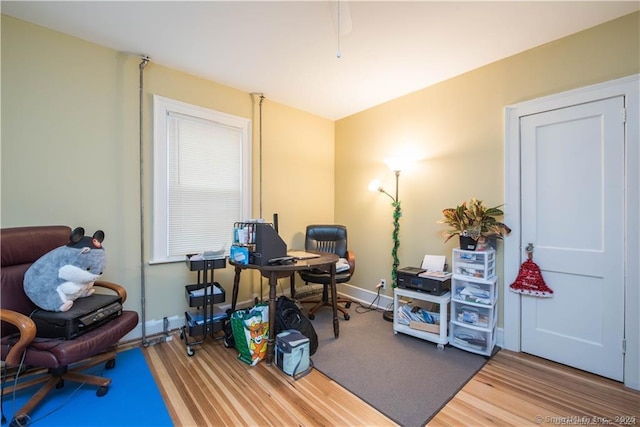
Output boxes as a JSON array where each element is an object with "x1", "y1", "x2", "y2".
[{"x1": 151, "y1": 95, "x2": 251, "y2": 264}]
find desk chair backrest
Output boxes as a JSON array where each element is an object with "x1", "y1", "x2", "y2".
[
  {"x1": 299, "y1": 224, "x2": 354, "y2": 321},
  {"x1": 305, "y1": 225, "x2": 348, "y2": 258}
]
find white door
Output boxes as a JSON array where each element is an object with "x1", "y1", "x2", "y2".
[{"x1": 519, "y1": 96, "x2": 625, "y2": 381}]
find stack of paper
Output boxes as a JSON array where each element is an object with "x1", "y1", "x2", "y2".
[
  {"x1": 190, "y1": 285, "x2": 223, "y2": 298},
  {"x1": 418, "y1": 255, "x2": 452, "y2": 280},
  {"x1": 396, "y1": 304, "x2": 440, "y2": 326}
]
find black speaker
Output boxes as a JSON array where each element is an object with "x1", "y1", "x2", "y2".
[{"x1": 250, "y1": 223, "x2": 287, "y2": 265}]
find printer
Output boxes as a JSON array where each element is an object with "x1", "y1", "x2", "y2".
[{"x1": 397, "y1": 255, "x2": 452, "y2": 295}]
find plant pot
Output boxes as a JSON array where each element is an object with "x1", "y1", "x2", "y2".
[{"x1": 459, "y1": 235, "x2": 477, "y2": 251}]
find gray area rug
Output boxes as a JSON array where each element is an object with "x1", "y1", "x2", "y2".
[{"x1": 308, "y1": 305, "x2": 489, "y2": 427}]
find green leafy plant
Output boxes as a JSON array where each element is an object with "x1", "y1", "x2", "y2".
[{"x1": 439, "y1": 198, "x2": 511, "y2": 243}]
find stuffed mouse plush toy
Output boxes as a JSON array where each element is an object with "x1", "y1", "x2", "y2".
[{"x1": 24, "y1": 227, "x2": 106, "y2": 312}]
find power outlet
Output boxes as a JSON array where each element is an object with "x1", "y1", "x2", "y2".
[{"x1": 380, "y1": 279, "x2": 386, "y2": 289}]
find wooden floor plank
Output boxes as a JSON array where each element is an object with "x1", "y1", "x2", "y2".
[
  {"x1": 429, "y1": 350, "x2": 639, "y2": 426},
  {"x1": 142, "y1": 335, "x2": 639, "y2": 426},
  {"x1": 143, "y1": 335, "x2": 396, "y2": 426}
]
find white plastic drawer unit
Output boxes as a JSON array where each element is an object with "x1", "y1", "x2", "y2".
[
  {"x1": 451, "y1": 302, "x2": 497, "y2": 329},
  {"x1": 449, "y1": 322, "x2": 496, "y2": 356},
  {"x1": 452, "y1": 248, "x2": 496, "y2": 280},
  {"x1": 451, "y1": 276, "x2": 498, "y2": 307}
]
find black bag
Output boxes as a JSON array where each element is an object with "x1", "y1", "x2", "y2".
[
  {"x1": 275, "y1": 296, "x2": 318, "y2": 355},
  {"x1": 222, "y1": 308, "x2": 235, "y2": 349}
]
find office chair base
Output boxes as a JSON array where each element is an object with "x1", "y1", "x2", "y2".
[
  {"x1": 2, "y1": 349, "x2": 116, "y2": 425},
  {"x1": 304, "y1": 298, "x2": 351, "y2": 320}
]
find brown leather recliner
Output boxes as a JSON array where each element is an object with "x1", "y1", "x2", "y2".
[{"x1": 0, "y1": 226, "x2": 139, "y2": 426}]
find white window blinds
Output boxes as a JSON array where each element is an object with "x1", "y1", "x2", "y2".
[{"x1": 153, "y1": 96, "x2": 251, "y2": 263}]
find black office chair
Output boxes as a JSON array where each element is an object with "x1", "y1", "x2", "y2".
[{"x1": 298, "y1": 225, "x2": 355, "y2": 321}]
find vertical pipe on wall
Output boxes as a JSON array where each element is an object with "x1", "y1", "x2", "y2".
[
  {"x1": 258, "y1": 94, "x2": 265, "y2": 219},
  {"x1": 257, "y1": 94, "x2": 265, "y2": 299},
  {"x1": 251, "y1": 92, "x2": 266, "y2": 300},
  {"x1": 251, "y1": 92, "x2": 265, "y2": 219},
  {"x1": 138, "y1": 55, "x2": 152, "y2": 346}
]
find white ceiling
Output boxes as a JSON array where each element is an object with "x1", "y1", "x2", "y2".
[{"x1": 2, "y1": 1, "x2": 638, "y2": 120}]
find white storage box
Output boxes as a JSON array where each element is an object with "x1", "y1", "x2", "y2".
[
  {"x1": 452, "y1": 302, "x2": 497, "y2": 328},
  {"x1": 452, "y1": 248, "x2": 495, "y2": 280},
  {"x1": 449, "y1": 322, "x2": 496, "y2": 356},
  {"x1": 452, "y1": 276, "x2": 498, "y2": 307}
]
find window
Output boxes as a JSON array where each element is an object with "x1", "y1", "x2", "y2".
[{"x1": 152, "y1": 95, "x2": 251, "y2": 263}]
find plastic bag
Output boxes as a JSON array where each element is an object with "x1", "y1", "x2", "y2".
[{"x1": 230, "y1": 302, "x2": 269, "y2": 365}]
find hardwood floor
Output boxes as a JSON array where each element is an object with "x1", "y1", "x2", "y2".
[
  {"x1": 429, "y1": 350, "x2": 639, "y2": 426},
  {"x1": 142, "y1": 334, "x2": 396, "y2": 426},
  {"x1": 142, "y1": 334, "x2": 639, "y2": 426}
]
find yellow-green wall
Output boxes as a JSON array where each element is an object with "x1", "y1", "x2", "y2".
[
  {"x1": 1, "y1": 15, "x2": 334, "y2": 323},
  {"x1": 2, "y1": 11, "x2": 638, "y2": 330},
  {"x1": 336, "y1": 11, "x2": 639, "y2": 323}
]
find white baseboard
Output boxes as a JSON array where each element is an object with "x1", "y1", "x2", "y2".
[
  {"x1": 126, "y1": 291, "x2": 283, "y2": 343},
  {"x1": 336, "y1": 282, "x2": 394, "y2": 311},
  {"x1": 127, "y1": 283, "x2": 504, "y2": 350}
]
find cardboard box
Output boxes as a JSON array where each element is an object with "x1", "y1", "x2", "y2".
[{"x1": 409, "y1": 321, "x2": 440, "y2": 334}]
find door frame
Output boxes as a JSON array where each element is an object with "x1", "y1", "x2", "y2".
[{"x1": 503, "y1": 74, "x2": 639, "y2": 390}]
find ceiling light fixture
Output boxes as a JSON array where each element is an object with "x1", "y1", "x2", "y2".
[
  {"x1": 332, "y1": 0, "x2": 352, "y2": 59},
  {"x1": 336, "y1": 0, "x2": 341, "y2": 58}
]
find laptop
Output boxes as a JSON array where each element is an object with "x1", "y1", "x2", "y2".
[{"x1": 287, "y1": 250, "x2": 321, "y2": 260}]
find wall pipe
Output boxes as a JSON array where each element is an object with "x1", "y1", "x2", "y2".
[
  {"x1": 251, "y1": 93, "x2": 265, "y2": 219},
  {"x1": 259, "y1": 94, "x2": 264, "y2": 219},
  {"x1": 138, "y1": 55, "x2": 157, "y2": 347},
  {"x1": 252, "y1": 93, "x2": 266, "y2": 299}
]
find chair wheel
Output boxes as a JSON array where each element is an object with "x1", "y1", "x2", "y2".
[
  {"x1": 56, "y1": 379, "x2": 65, "y2": 389},
  {"x1": 344, "y1": 313, "x2": 350, "y2": 320},
  {"x1": 96, "y1": 386, "x2": 109, "y2": 397},
  {"x1": 345, "y1": 302, "x2": 352, "y2": 308},
  {"x1": 308, "y1": 314, "x2": 315, "y2": 320},
  {"x1": 187, "y1": 346, "x2": 195, "y2": 357},
  {"x1": 11, "y1": 414, "x2": 28, "y2": 427},
  {"x1": 105, "y1": 359, "x2": 116, "y2": 370}
]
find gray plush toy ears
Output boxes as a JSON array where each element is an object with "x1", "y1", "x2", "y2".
[
  {"x1": 68, "y1": 227, "x2": 105, "y2": 249},
  {"x1": 92, "y1": 230, "x2": 105, "y2": 243},
  {"x1": 70, "y1": 227, "x2": 85, "y2": 244}
]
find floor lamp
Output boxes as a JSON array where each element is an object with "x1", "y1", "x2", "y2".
[{"x1": 369, "y1": 164, "x2": 402, "y2": 322}]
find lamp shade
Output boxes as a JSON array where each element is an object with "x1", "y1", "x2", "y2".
[
  {"x1": 384, "y1": 157, "x2": 407, "y2": 172},
  {"x1": 368, "y1": 178, "x2": 382, "y2": 192}
]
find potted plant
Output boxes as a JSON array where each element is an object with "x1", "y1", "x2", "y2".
[{"x1": 439, "y1": 198, "x2": 511, "y2": 250}]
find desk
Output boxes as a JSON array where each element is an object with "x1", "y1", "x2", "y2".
[{"x1": 229, "y1": 252, "x2": 340, "y2": 364}]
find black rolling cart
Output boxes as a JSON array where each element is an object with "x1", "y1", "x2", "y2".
[{"x1": 180, "y1": 255, "x2": 227, "y2": 356}]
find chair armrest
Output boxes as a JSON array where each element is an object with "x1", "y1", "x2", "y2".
[
  {"x1": 0, "y1": 309, "x2": 36, "y2": 367},
  {"x1": 94, "y1": 280, "x2": 128, "y2": 304},
  {"x1": 346, "y1": 250, "x2": 356, "y2": 275}
]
